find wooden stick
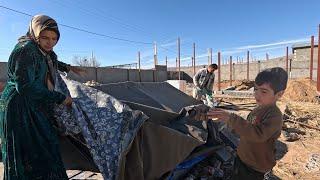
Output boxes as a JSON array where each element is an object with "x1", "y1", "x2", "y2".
[{"x1": 284, "y1": 119, "x2": 320, "y2": 131}]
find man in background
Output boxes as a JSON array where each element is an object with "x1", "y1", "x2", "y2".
[{"x1": 193, "y1": 64, "x2": 218, "y2": 103}]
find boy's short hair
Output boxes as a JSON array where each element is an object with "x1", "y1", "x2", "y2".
[
  {"x1": 208, "y1": 64, "x2": 218, "y2": 69},
  {"x1": 255, "y1": 67, "x2": 288, "y2": 93}
]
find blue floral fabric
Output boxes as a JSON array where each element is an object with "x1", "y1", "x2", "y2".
[{"x1": 54, "y1": 73, "x2": 148, "y2": 180}]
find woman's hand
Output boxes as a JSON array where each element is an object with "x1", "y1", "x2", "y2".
[
  {"x1": 207, "y1": 108, "x2": 231, "y2": 122},
  {"x1": 63, "y1": 96, "x2": 73, "y2": 107},
  {"x1": 70, "y1": 66, "x2": 87, "y2": 76}
]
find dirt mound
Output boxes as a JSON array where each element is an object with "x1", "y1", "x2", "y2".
[
  {"x1": 235, "y1": 80, "x2": 254, "y2": 90},
  {"x1": 283, "y1": 78, "x2": 318, "y2": 103},
  {"x1": 214, "y1": 80, "x2": 254, "y2": 90}
]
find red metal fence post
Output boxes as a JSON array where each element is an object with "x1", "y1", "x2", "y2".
[
  {"x1": 310, "y1": 36, "x2": 314, "y2": 81},
  {"x1": 229, "y1": 56, "x2": 232, "y2": 86},
  {"x1": 178, "y1": 38, "x2": 181, "y2": 80},
  {"x1": 317, "y1": 25, "x2": 320, "y2": 92},
  {"x1": 286, "y1": 46, "x2": 289, "y2": 72},
  {"x1": 247, "y1": 51, "x2": 250, "y2": 80},
  {"x1": 218, "y1": 52, "x2": 221, "y2": 91}
]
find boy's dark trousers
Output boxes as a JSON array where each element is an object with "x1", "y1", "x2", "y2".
[{"x1": 231, "y1": 156, "x2": 265, "y2": 180}]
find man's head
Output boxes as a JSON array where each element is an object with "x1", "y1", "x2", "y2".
[
  {"x1": 254, "y1": 67, "x2": 288, "y2": 106},
  {"x1": 207, "y1": 64, "x2": 218, "y2": 73}
]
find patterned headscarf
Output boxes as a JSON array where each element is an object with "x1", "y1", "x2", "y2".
[{"x1": 19, "y1": 14, "x2": 60, "y2": 43}]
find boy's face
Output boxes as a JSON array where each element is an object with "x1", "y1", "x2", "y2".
[{"x1": 254, "y1": 83, "x2": 284, "y2": 106}]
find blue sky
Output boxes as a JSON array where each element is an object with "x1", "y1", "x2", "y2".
[{"x1": 0, "y1": 0, "x2": 320, "y2": 68}]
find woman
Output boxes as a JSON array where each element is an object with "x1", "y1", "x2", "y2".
[{"x1": 0, "y1": 14, "x2": 84, "y2": 179}]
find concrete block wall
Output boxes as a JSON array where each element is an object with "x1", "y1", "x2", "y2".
[
  {"x1": 97, "y1": 68, "x2": 128, "y2": 84},
  {"x1": 155, "y1": 70, "x2": 167, "y2": 82},
  {"x1": 169, "y1": 54, "x2": 317, "y2": 81},
  {"x1": 293, "y1": 47, "x2": 319, "y2": 81},
  {"x1": 0, "y1": 50, "x2": 318, "y2": 84},
  {"x1": 140, "y1": 70, "x2": 154, "y2": 82},
  {"x1": 0, "y1": 62, "x2": 168, "y2": 84},
  {"x1": 67, "y1": 67, "x2": 97, "y2": 83},
  {"x1": 128, "y1": 69, "x2": 140, "y2": 82}
]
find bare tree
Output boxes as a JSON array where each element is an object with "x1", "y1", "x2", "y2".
[{"x1": 72, "y1": 56, "x2": 101, "y2": 67}]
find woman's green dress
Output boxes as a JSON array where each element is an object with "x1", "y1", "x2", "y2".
[{"x1": 0, "y1": 40, "x2": 69, "y2": 179}]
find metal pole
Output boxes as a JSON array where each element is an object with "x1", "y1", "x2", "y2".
[
  {"x1": 154, "y1": 42, "x2": 158, "y2": 68},
  {"x1": 178, "y1": 38, "x2": 181, "y2": 80},
  {"x1": 208, "y1": 48, "x2": 210, "y2": 65},
  {"x1": 317, "y1": 25, "x2": 320, "y2": 92},
  {"x1": 138, "y1": 51, "x2": 141, "y2": 82},
  {"x1": 218, "y1": 52, "x2": 221, "y2": 91},
  {"x1": 165, "y1": 56, "x2": 168, "y2": 67},
  {"x1": 193, "y1": 43, "x2": 196, "y2": 76},
  {"x1": 210, "y1": 48, "x2": 213, "y2": 64},
  {"x1": 191, "y1": 57, "x2": 194, "y2": 74},
  {"x1": 247, "y1": 51, "x2": 250, "y2": 80},
  {"x1": 310, "y1": 36, "x2": 314, "y2": 81},
  {"x1": 286, "y1": 46, "x2": 289, "y2": 72},
  {"x1": 233, "y1": 63, "x2": 236, "y2": 81},
  {"x1": 176, "y1": 57, "x2": 178, "y2": 70},
  {"x1": 229, "y1": 56, "x2": 232, "y2": 86}
]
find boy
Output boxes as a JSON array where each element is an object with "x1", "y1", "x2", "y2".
[{"x1": 207, "y1": 67, "x2": 288, "y2": 180}]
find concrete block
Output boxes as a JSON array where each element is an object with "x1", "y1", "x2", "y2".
[
  {"x1": 97, "y1": 68, "x2": 128, "y2": 84},
  {"x1": 67, "y1": 67, "x2": 97, "y2": 83},
  {"x1": 155, "y1": 65, "x2": 167, "y2": 71},
  {"x1": 155, "y1": 70, "x2": 167, "y2": 82},
  {"x1": 128, "y1": 69, "x2": 140, "y2": 82},
  {"x1": 140, "y1": 70, "x2": 154, "y2": 82}
]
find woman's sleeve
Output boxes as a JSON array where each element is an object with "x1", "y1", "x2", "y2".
[{"x1": 13, "y1": 47, "x2": 66, "y2": 104}]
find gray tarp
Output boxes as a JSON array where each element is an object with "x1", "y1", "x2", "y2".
[{"x1": 56, "y1": 79, "x2": 209, "y2": 179}]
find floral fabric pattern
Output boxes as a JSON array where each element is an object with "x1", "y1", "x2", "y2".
[{"x1": 54, "y1": 73, "x2": 148, "y2": 180}]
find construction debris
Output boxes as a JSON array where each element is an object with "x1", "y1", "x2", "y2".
[
  {"x1": 234, "y1": 80, "x2": 255, "y2": 91},
  {"x1": 305, "y1": 154, "x2": 320, "y2": 173},
  {"x1": 282, "y1": 131, "x2": 300, "y2": 142}
]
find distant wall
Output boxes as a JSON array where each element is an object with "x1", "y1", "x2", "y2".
[
  {"x1": 168, "y1": 54, "x2": 318, "y2": 81},
  {"x1": 0, "y1": 62, "x2": 168, "y2": 84},
  {"x1": 293, "y1": 47, "x2": 318, "y2": 80},
  {"x1": 1, "y1": 50, "x2": 318, "y2": 84}
]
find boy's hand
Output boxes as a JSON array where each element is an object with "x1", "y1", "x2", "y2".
[{"x1": 207, "y1": 108, "x2": 231, "y2": 122}]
